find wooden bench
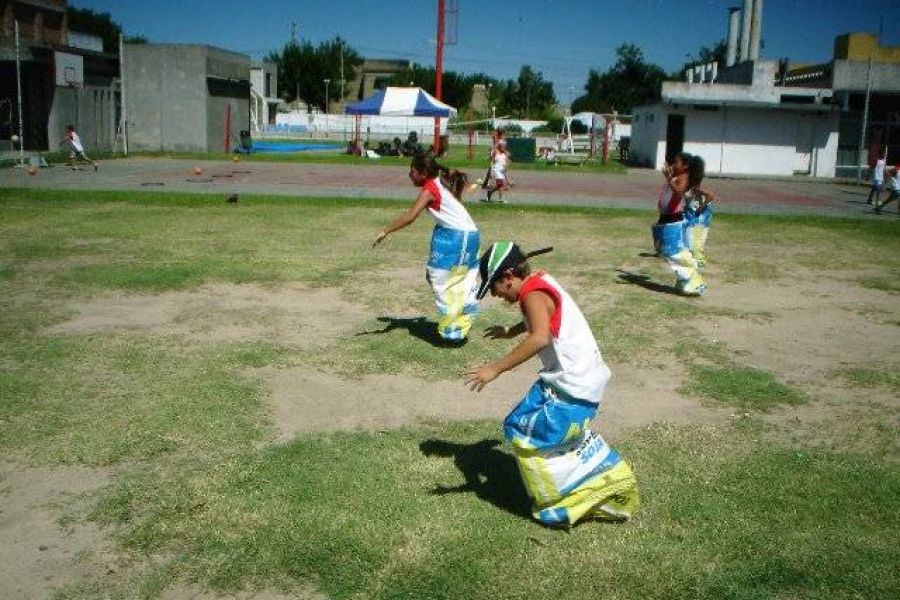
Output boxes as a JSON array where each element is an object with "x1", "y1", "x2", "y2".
[{"x1": 550, "y1": 153, "x2": 589, "y2": 166}]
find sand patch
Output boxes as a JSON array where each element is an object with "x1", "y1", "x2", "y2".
[
  {"x1": 46, "y1": 283, "x2": 366, "y2": 347},
  {"x1": 0, "y1": 464, "x2": 113, "y2": 599},
  {"x1": 255, "y1": 359, "x2": 725, "y2": 440},
  {"x1": 159, "y1": 584, "x2": 325, "y2": 600},
  {"x1": 697, "y1": 276, "x2": 900, "y2": 386}
]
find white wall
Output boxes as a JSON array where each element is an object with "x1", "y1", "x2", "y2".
[
  {"x1": 631, "y1": 104, "x2": 838, "y2": 177},
  {"x1": 681, "y1": 107, "x2": 837, "y2": 177},
  {"x1": 630, "y1": 105, "x2": 665, "y2": 168},
  {"x1": 276, "y1": 111, "x2": 449, "y2": 137}
]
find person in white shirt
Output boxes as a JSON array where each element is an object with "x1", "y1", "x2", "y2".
[
  {"x1": 867, "y1": 152, "x2": 886, "y2": 205},
  {"x1": 875, "y1": 166, "x2": 900, "y2": 214},
  {"x1": 484, "y1": 141, "x2": 510, "y2": 203},
  {"x1": 465, "y1": 242, "x2": 640, "y2": 527},
  {"x1": 373, "y1": 152, "x2": 480, "y2": 342},
  {"x1": 61, "y1": 125, "x2": 97, "y2": 171}
]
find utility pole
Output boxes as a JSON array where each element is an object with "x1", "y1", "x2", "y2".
[
  {"x1": 14, "y1": 20, "x2": 24, "y2": 165},
  {"x1": 339, "y1": 40, "x2": 345, "y2": 102},
  {"x1": 324, "y1": 78, "x2": 331, "y2": 137},
  {"x1": 119, "y1": 33, "x2": 128, "y2": 156},
  {"x1": 291, "y1": 21, "x2": 299, "y2": 106},
  {"x1": 856, "y1": 57, "x2": 873, "y2": 184}
]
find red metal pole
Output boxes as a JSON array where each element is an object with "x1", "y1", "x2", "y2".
[
  {"x1": 225, "y1": 104, "x2": 232, "y2": 153},
  {"x1": 433, "y1": 0, "x2": 445, "y2": 154}
]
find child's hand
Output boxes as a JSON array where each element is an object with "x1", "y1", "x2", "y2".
[{"x1": 465, "y1": 363, "x2": 500, "y2": 392}]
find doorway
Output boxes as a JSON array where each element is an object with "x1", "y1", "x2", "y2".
[
  {"x1": 793, "y1": 119, "x2": 815, "y2": 175},
  {"x1": 665, "y1": 114, "x2": 685, "y2": 163}
]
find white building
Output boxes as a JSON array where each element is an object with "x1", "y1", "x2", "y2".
[
  {"x1": 631, "y1": 69, "x2": 838, "y2": 177},
  {"x1": 250, "y1": 61, "x2": 282, "y2": 131}
]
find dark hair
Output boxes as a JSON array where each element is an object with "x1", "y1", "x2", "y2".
[
  {"x1": 510, "y1": 261, "x2": 531, "y2": 279},
  {"x1": 687, "y1": 154, "x2": 705, "y2": 189},
  {"x1": 673, "y1": 151, "x2": 692, "y2": 166},
  {"x1": 66, "y1": 124, "x2": 74, "y2": 131},
  {"x1": 411, "y1": 152, "x2": 468, "y2": 198}
]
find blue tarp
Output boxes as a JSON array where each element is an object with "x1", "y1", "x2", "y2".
[{"x1": 250, "y1": 141, "x2": 340, "y2": 153}]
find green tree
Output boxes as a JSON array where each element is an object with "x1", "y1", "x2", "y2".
[
  {"x1": 66, "y1": 7, "x2": 120, "y2": 52},
  {"x1": 387, "y1": 64, "x2": 476, "y2": 109},
  {"x1": 66, "y1": 7, "x2": 147, "y2": 51},
  {"x1": 680, "y1": 39, "x2": 727, "y2": 74},
  {"x1": 267, "y1": 37, "x2": 362, "y2": 109},
  {"x1": 572, "y1": 43, "x2": 667, "y2": 114},
  {"x1": 513, "y1": 65, "x2": 556, "y2": 119}
]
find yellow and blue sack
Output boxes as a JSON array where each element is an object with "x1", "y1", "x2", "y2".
[{"x1": 426, "y1": 225, "x2": 480, "y2": 340}]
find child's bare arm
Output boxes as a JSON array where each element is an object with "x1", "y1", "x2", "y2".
[
  {"x1": 466, "y1": 292, "x2": 553, "y2": 391},
  {"x1": 373, "y1": 189, "x2": 431, "y2": 246}
]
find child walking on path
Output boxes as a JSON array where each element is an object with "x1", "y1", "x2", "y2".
[
  {"x1": 652, "y1": 153, "x2": 706, "y2": 295},
  {"x1": 875, "y1": 166, "x2": 900, "y2": 214},
  {"x1": 465, "y1": 242, "x2": 640, "y2": 527},
  {"x1": 483, "y1": 141, "x2": 511, "y2": 203},
  {"x1": 867, "y1": 152, "x2": 886, "y2": 205},
  {"x1": 61, "y1": 125, "x2": 97, "y2": 171},
  {"x1": 683, "y1": 155, "x2": 717, "y2": 270},
  {"x1": 374, "y1": 153, "x2": 480, "y2": 342}
]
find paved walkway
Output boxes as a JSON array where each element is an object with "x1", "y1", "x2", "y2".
[{"x1": 0, "y1": 157, "x2": 891, "y2": 217}]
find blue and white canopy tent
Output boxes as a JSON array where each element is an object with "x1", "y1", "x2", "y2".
[
  {"x1": 344, "y1": 87, "x2": 457, "y2": 148},
  {"x1": 345, "y1": 86, "x2": 457, "y2": 117}
]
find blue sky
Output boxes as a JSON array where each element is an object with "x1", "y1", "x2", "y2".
[{"x1": 73, "y1": 0, "x2": 899, "y2": 100}]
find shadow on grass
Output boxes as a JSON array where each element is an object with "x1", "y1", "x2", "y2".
[
  {"x1": 355, "y1": 316, "x2": 467, "y2": 349},
  {"x1": 615, "y1": 269, "x2": 682, "y2": 297},
  {"x1": 419, "y1": 438, "x2": 532, "y2": 520}
]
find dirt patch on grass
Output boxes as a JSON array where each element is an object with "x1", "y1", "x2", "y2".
[
  {"x1": 0, "y1": 463, "x2": 113, "y2": 599},
  {"x1": 160, "y1": 584, "x2": 326, "y2": 600},
  {"x1": 46, "y1": 283, "x2": 367, "y2": 347},
  {"x1": 254, "y1": 360, "x2": 726, "y2": 441},
  {"x1": 697, "y1": 275, "x2": 899, "y2": 388}
]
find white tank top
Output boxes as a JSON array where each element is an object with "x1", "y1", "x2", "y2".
[
  {"x1": 519, "y1": 272, "x2": 610, "y2": 403},
  {"x1": 423, "y1": 177, "x2": 478, "y2": 232}
]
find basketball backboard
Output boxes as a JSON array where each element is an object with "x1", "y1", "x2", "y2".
[{"x1": 54, "y1": 51, "x2": 84, "y2": 88}]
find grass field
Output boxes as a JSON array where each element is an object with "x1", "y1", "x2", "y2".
[{"x1": 0, "y1": 187, "x2": 898, "y2": 599}]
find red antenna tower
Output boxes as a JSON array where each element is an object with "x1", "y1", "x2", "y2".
[{"x1": 433, "y1": 0, "x2": 458, "y2": 154}]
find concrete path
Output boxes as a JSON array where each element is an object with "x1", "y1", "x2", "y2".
[{"x1": 1, "y1": 157, "x2": 892, "y2": 218}]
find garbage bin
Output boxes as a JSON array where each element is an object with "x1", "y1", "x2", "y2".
[
  {"x1": 239, "y1": 130, "x2": 252, "y2": 153},
  {"x1": 506, "y1": 137, "x2": 536, "y2": 163}
]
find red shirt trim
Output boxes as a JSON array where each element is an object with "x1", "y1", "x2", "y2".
[
  {"x1": 518, "y1": 272, "x2": 562, "y2": 338},
  {"x1": 423, "y1": 179, "x2": 441, "y2": 212}
]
